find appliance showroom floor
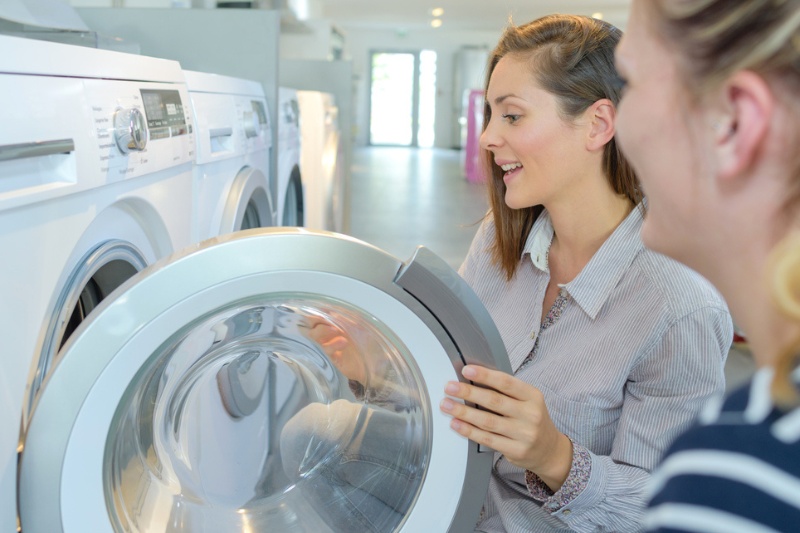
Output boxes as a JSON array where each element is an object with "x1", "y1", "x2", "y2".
[{"x1": 346, "y1": 146, "x2": 756, "y2": 394}]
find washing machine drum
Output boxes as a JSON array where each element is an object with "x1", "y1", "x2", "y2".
[{"x1": 18, "y1": 229, "x2": 511, "y2": 533}]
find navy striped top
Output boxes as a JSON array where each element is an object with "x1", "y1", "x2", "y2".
[{"x1": 645, "y1": 367, "x2": 800, "y2": 533}]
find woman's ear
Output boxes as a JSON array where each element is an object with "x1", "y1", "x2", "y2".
[
  {"x1": 586, "y1": 99, "x2": 616, "y2": 152},
  {"x1": 715, "y1": 71, "x2": 773, "y2": 181}
]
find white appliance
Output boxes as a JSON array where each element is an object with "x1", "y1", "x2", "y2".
[
  {"x1": 276, "y1": 86, "x2": 304, "y2": 227},
  {"x1": 17, "y1": 227, "x2": 512, "y2": 532},
  {"x1": 0, "y1": 34, "x2": 194, "y2": 531},
  {"x1": 297, "y1": 90, "x2": 345, "y2": 233},
  {"x1": 184, "y1": 70, "x2": 275, "y2": 243}
]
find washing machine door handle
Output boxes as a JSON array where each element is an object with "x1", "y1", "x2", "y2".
[{"x1": 395, "y1": 246, "x2": 511, "y2": 376}]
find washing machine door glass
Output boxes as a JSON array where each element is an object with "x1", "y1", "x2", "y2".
[
  {"x1": 18, "y1": 230, "x2": 510, "y2": 533},
  {"x1": 106, "y1": 296, "x2": 429, "y2": 532}
]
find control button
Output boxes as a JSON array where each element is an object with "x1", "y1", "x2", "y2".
[
  {"x1": 149, "y1": 127, "x2": 170, "y2": 141},
  {"x1": 114, "y1": 107, "x2": 148, "y2": 153}
]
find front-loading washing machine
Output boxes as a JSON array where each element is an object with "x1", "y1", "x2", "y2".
[
  {"x1": 0, "y1": 34, "x2": 194, "y2": 531},
  {"x1": 297, "y1": 90, "x2": 345, "y2": 233},
  {"x1": 17, "y1": 226, "x2": 513, "y2": 532},
  {"x1": 184, "y1": 70, "x2": 275, "y2": 243},
  {"x1": 276, "y1": 86, "x2": 305, "y2": 227}
]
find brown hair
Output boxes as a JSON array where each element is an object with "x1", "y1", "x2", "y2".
[
  {"x1": 483, "y1": 14, "x2": 641, "y2": 280},
  {"x1": 651, "y1": 0, "x2": 800, "y2": 406}
]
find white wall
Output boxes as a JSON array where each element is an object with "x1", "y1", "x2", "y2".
[
  {"x1": 280, "y1": 19, "x2": 336, "y2": 60},
  {"x1": 341, "y1": 26, "x2": 501, "y2": 149}
]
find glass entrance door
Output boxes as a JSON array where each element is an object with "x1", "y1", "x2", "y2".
[{"x1": 368, "y1": 51, "x2": 437, "y2": 147}]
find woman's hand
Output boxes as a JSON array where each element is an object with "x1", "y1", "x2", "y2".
[{"x1": 439, "y1": 364, "x2": 573, "y2": 491}]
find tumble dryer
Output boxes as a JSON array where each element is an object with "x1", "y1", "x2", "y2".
[
  {"x1": 17, "y1": 228, "x2": 512, "y2": 532},
  {"x1": 184, "y1": 70, "x2": 275, "y2": 243},
  {"x1": 0, "y1": 34, "x2": 194, "y2": 531},
  {"x1": 276, "y1": 86, "x2": 305, "y2": 227},
  {"x1": 297, "y1": 90, "x2": 345, "y2": 233}
]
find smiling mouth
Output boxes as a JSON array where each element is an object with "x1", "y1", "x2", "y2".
[
  {"x1": 500, "y1": 162, "x2": 522, "y2": 172},
  {"x1": 499, "y1": 162, "x2": 523, "y2": 180}
]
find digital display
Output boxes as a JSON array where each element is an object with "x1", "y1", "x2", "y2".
[{"x1": 140, "y1": 89, "x2": 187, "y2": 138}]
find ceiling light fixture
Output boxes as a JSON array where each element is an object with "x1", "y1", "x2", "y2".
[
  {"x1": 432, "y1": 7, "x2": 444, "y2": 17},
  {"x1": 431, "y1": 18, "x2": 443, "y2": 28},
  {"x1": 592, "y1": 12, "x2": 604, "y2": 20}
]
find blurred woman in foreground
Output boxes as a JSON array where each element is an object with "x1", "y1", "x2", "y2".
[{"x1": 615, "y1": 0, "x2": 800, "y2": 530}]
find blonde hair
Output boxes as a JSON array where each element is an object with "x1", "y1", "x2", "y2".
[
  {"x1": 653, "y1": 0, "x2": 800, "y2": 407},
  {"x1": 769, "y1": 233, "x2": 800, "y2": 407},
  {"x1": 652, "y1": 0, "x2": 800, "y2": 93}
]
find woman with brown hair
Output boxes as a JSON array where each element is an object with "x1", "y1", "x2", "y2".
[
  {"x1": 439, "y1": 14, "x2": 733, "y2": 531},
  {"x1": 614, "y1": 0, "x2": 800, "y2": 530}
]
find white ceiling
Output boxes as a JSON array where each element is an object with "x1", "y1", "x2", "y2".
[{"x1": 315, "y1": 0, "x2": 631, "y2": 31}]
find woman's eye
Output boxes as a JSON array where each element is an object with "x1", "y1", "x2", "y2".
[{"x1": 501, "y1": 114, "x2": 520, "y2": 124}]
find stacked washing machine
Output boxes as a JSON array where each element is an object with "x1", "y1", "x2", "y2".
[
  {"x1": 0, "y1": 34, "x2": 194, "y2": 531},
  {"x1": 297, "y1": 89, "x2": 345, "y2": 233},
  {"x1": 276, "y1": 86, "x2": 305, "y2": 227},
  {"x1": 184, "y1": 70, "x2": 275, "y2": 243}
]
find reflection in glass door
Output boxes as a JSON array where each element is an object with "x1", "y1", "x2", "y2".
[{"x1": 369, "y1": 51, "x2": 437, "y2": 147}]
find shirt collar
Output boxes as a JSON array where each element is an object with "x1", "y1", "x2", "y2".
[{"x1": 523, "y1": 204, "x2": 645, "y2": 319}]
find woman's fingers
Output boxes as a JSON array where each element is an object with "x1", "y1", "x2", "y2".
[
  {"x1": 462, "y1": 365, "x2": 534, "y2": 401},
  {"x1": 440, "y1": 365, "x2": 547, "y2": 442},
  {"x1": 440, "y1": 396, "x2": 512, "y2": 434},
  {"x1": 444, "y1": 379, "x2": 517, "y2": 418},
  {"x1": 442, "y1": 407, "x2": 516, "y2": 452}
]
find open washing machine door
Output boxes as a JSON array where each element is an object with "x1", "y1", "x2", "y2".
[{"x1": 18, "y1": 229, "x2": 511, "y2": 533}]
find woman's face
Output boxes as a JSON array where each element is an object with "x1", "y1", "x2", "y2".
[
  {"x1": 480, "y1": 54, "x2": 593, "y2": 210},
  {"x1": 615, "y1": 0, "x2": 715, "y2": 264}
]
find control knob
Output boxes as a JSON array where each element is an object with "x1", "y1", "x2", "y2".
[
  {"x1": 114, "y1": 107, "x2": 148, "y2": 153},
  {"x1": 243, "y1": 110, "x2": 260, "y2": 139}
]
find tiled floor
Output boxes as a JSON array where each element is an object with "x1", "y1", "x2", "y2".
[{"x1": 344, "y1": 146, "x2": 756, "y2": 393}]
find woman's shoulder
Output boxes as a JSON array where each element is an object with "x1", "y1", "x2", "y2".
[
  {"x1": 647, "y1": 376, "x2": 800, "y2": 530},
  {"x1": 474, "y1": 212, "x2": 496, "y2": 242},
  {"x1": 648, "y1": 410, "x2": 800, "y2": 531},
  {"x1": 667, "y1": 372, "x2": 800, "y2": 462},
  {"x1": 459, "y1": 213, "x2": 500, "y2": 283},
  {"x1": 632, "y1": 247, "x2": 729, "y2": 317}
]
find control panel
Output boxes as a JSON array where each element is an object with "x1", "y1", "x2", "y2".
[
  {"x1": 236, "y1": 96, "x2": 271, "y2": 152},
  {"x1": 87, "y1": 80, "x2": 195, "y2": 181},
  {"x1": 192, "y1": 92, "x2": 271, "y2": 165}
]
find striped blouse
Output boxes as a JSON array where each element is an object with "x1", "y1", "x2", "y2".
[
  {"x1": 458, "y1": 206, "x2": 733, "y2": 532},
  {"x1": 645, "y1": 367, "x2": 800, "y2": 532}
]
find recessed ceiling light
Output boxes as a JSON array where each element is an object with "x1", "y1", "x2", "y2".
[
  {"x1": 431, "y1": 18, "x2": 443, "y2": 28},
  {"x1": 432, "y1": 7, "x2": 444, "y2": 17},
  {"x1": 592, "y1": 12, "x2": 604, "y2": 20}
]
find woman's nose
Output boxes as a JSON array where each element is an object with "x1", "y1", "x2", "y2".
[{"x1": 479, "y1": 122, "x2": 498, "y2": 151}]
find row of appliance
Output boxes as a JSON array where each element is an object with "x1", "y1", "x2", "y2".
[{"x1": 1, "y1": 28, "x2": 507, "y2": 533}]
